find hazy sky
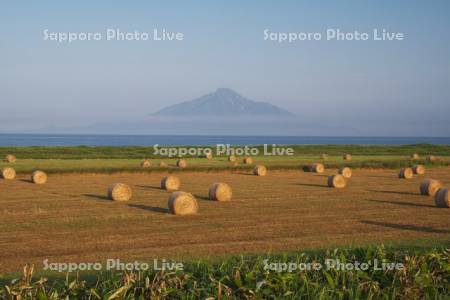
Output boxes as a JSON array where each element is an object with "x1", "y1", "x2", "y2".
[{"x1": 1, "y1": 1, "x2": 449, "y2": 136}]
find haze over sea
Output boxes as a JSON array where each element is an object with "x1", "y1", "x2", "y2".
[{"x1": 0, "y1": 134, "x2": 449, "y2": 147}]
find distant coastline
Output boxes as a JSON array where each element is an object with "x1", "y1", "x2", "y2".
[{"x1": 0, "y1": 134, "x2": 449, "y2": 147}]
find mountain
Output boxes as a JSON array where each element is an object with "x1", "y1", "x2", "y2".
[{"x1": 151, "y1": 88, "x2": 295, "y2": 117}]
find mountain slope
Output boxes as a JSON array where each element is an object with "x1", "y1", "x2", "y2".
[{"x1": 152, "y1": 88, "x2": 295, "y2": 117}]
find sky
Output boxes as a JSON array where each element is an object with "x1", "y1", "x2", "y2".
[{"x1": 1, "y1": 0, "x2": 449, "y2": 136}]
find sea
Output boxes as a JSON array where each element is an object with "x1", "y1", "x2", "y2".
[{"x1": 0, "y1": 134, "x2": 449, "y2": 146}]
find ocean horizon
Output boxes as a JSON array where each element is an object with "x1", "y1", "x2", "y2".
[{"x1": 0, "y1": 134, "x2": 449, "y2": 147}]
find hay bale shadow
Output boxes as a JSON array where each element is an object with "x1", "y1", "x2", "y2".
[
  {"x1": 365, "y1": 175, "x2": 395, "y2": 179},
  {"x1": 83, "y1": 194, "x2": 110, "y2": 201},
  {"x1": 236, "y1": 172, "x2": 254, "y2": 176},
  {"x1": 128, "y1": 204, "x2": 168, "y2": 214},
  {"x1": 135, "y1": 185, "x2": 163, "y2": 190},
  {"x1": 302, "y1": 166, "x2": 311, "y2": 172},
  {"x1": 193, "y1": 194, "x2": 213, "y2": 201},
  {"x1": 368, "y1": 190, "x2": 418, "y2": 196},
  {"x1": 367, "y1": 199, "x2": 435, "y2": 208},
  {"x1": 295, "y1": 183, "x2": 329, "y2": 188},
  {"x1": 361, "y1": 220, "x2": 450, "y2": 234}
]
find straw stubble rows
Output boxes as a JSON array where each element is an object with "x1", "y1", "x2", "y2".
[{"x1": 0, "y1": 168, "x2": 449, "y2": 272}]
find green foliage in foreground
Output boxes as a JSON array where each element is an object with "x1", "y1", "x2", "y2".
[
  {"x1": 1, "y1": 246, "x2": 449, "y2": 299},
  {"x1": 0, "y1": 144, "x2": 449, "y2": 159}
]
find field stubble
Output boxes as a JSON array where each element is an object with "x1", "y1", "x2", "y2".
[{"x1": 0, "y1": 167, "x2": 449, "y2": 273}]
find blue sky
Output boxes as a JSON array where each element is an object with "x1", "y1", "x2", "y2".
[{"x1": 1, "y1": 1, "x2": 449, "y2": 135}]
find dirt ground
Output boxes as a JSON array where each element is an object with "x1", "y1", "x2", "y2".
[{"x1": 0, "y1": 168, "x2": 449, "y2": 273}]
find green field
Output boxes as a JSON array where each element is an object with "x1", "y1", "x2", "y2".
[
  {"x1": 1, "y1": 144, "x2": 450, "y2": 159},
  {"x1": 1, "y1": 144, "x2": 450, "y2": 174},
  {"x1": 1, "y1": 244, "x2": 449, "y2": 299}
]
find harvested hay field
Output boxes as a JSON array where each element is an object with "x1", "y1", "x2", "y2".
[{"x1": 0, "y1": 168, "x2": 449, "y2": 273}]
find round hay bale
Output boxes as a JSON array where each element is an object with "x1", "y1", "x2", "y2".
[
  {"x1": 107, "y1": 183, "x2": 132, "y2": 201},
  {"x1": 161, "y1": 175, "x2": 181, "y2": 191},
  {"x1": 3, "y1": 154, "x2": 16, "y2": 163},
  {"x1": 168, "y1": 191, "x2": 198, "y2": 215},
  {"x1": 426, "y1": 155, "x2": 437, "y2": 162},
  {"x1": 228, "y1": 155, "x2": 236, "y2": 162},
  {"x1": 140, "y1": 159, "x2": 152, "y2": 168},
  {"x1": 310, "y1": 163, "x2": 325, "y2": 173},
  {"x1": 208, "y1": 182, "x2": 232, "y2": 201},
  {"x1": 343, "y1": 154, "x2": 352, "y2": 161},
  {"x1": 253, "y1": 165, "x2": 267, "y2": 176},
  {"x1": 177, "y1": 159, "x2": 187, "y2": 168},
  {"x1": 328, "y1": 174, "x2": 346, "y2": 188},
  {"x1": 338, "y1": 167, "x2": 352, "y2": 178},
  {"x1": 412, "y1": 165, "x2": 425, "y2": 175},
  {"x1": 31, "y1": 170, "x2": 47, "y2": 184},
  {"x1": 1, "y1": 167, "x2": 16, "y2": 180},
  {"x1": 243, "y1": 157, "x2": 253, "y2": 165},
  {"x1": 398, "y1": 168, "x2": 413, "y2": 179},
  {"x1": 320, "y1": 153, "x2": 328, "y2": 160},
  {"x1": 420, "y1": 179, "x2": 443, "y2": 196},
  {"x1": 159, "y1": 161, "x2": 168, "y2": 167},
  {"x1": 205, "y1": 152, "x2": 213, "y2": 159},
  {"x1": 410, "y1": 153, "x2": 419, "y2": 160},
  {"x1": 435, "y1": 188, "x2": 450, "y2": 208}
]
